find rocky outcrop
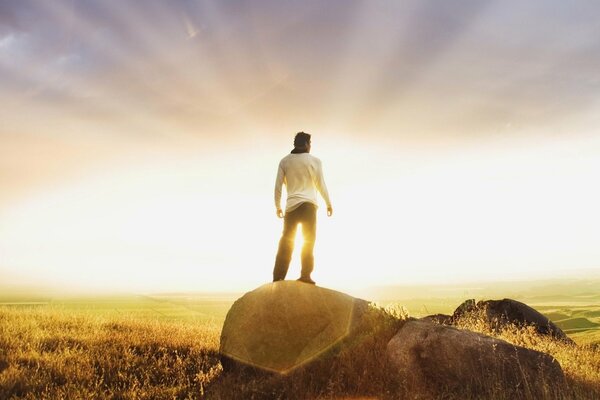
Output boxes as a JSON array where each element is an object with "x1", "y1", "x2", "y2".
[
  {"x1": 387, "y1": 320, "x2": 565, "y2": 399},
  {"x1": 217, "y1": 283, "x2": 574, "y2": 399},
  {"x1": 452, "y1": 298, "x2": 574, "y2": 344},
  {"x1": 219, "y1": 281, "x2": 378, "y2": 374}
]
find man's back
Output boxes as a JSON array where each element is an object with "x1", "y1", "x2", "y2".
[{"x1": 275, "y1": 153, "x2": 331, "y2": 213}]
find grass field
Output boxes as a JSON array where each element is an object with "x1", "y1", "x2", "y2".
[{"x1": 1, "y1": 279, "x2": 599, "y2": 398}]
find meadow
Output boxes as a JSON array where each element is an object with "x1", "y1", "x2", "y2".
[{"x1": 1, "y1": 279, "x2": 599, "y2": 399}]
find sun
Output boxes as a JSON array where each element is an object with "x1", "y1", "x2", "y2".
[{"x1": 294, "y1": 224, "x2": 305, "y2": 252}]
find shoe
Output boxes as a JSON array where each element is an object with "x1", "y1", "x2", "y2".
[{"x1": 297, "y1": 277, "x2": 316, "y2": 285}]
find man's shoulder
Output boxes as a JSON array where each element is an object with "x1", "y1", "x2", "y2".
[
  {"x1": 279, "y1": 154, "x2": 294, "y2": 164},
  {"x1": 306, "y1": 154, "x2": 322, "y2": 166},
  {"x1": 309, "y1": 154, "x2": 322, "y2": 162},
  {"x1": 279, "y1": 153, "x2": 321, "y2": 166}
]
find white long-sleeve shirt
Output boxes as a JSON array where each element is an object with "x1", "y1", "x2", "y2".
[{"x1": 274, "y1": 153, "x2": 332, "y2": 212}]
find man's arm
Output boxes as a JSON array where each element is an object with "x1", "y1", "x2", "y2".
[
  {"x1": 274, "y1": 162, "x2": 285, "y2": 218},
  {"x1": 315, "y1": 159, "x2": 333, "y2": 216}
]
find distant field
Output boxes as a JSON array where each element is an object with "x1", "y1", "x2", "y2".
[
  {"x1": 1, "y1": 301, "x2": 599, "y2": 346},
  {"x1": 0, "y1": 293, "x2": 236, "y2": 325},
  {"x1": 2, "y1": 279, "x2": 600, "y2": 345},
  {"x1": 535, "y1": 305, "x2": 600, "y2": 345}
]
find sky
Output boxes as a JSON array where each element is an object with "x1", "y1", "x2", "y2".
[{"x1": 1, "y1": 0, "x2": 600, "y2": 293}]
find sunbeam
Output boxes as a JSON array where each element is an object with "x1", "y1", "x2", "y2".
[{"x1": 1, "y1": 0, "x2": 600, "y2": 292}]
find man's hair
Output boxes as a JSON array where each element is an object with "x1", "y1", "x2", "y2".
[{"x1": 294, "y1": 131, "x2": 311, "y2": 148}]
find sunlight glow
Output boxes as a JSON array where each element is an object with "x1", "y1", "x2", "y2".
[
  {"x1": 1, "y1": 1, "x2": 600, "y2": 293},
  {"x1": 1, "y1": 132, "x2": 599, "y2": 293},
  {"x1": 290, "y1": 223, "x2": 304, "y2": 275}
]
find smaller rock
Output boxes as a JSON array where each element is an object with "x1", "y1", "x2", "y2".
[
  {"x1": 452, "y1": 298, "x2": 574, "y2": 344},
  {"x1": 387, "y1": 320, "x2": 565, "y2": 399}
]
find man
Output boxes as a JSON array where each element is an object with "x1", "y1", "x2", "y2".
[{"x1": 273, "y1": 131, "x2": 333, "y2": 284}]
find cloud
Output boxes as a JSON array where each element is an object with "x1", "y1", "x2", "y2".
[
  {"x1": 1, "y1": 0, "x2": 600, "y2": 192},
  {"x1": 2, "y1": 0, "x2": 599, "y2": 138}
]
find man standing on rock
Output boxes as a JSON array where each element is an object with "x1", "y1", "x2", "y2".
[{"x1": 273, "y1": 132, "x2": 333, "y2": 284}]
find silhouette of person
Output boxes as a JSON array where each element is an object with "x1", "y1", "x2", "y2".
[{"x1": 273, "y1": 132, "x2": 333, "y2": 284}]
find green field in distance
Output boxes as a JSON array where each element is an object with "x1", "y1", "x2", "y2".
[{"x1": 1, "y1": 278, "x2": 599, "y2": 344}]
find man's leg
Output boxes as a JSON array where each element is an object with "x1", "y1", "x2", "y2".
[
  {"x1": 273, "y1": 209, "x2": 299, "y2": 281},
  {"x1": 300, "y1": 203, "x2": 317, "y2": 280}
]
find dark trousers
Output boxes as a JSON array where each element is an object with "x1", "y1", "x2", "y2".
[{"x1": 273, "y1": 202, "x2": 317, "y2": 281}]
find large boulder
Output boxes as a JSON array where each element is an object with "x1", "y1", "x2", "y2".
[
  {"x1": 452, "y1": 298, "x2": 574, "y2": 344},
  {"x1": 387, "y1": 320, "x2": 565, "y2": 399},
  {"x1": 219, "y1": 281, "x2": 375, "y2": 374}
]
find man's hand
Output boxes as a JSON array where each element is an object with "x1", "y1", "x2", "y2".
[
  {"x1": 277, "y1": 208, "x2": 284, "y2": 218},
  {"x1": 327, "y1": 206, "x2": 333, "y2": 217}
]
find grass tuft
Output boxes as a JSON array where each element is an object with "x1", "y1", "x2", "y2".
[{"x1": 454, "y1": 308, "x2": 600, "y2": 399}]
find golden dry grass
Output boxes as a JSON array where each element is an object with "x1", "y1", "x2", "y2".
[
  {"x1": 0, "y1": 306, "x2": 221, "y2": 399},
  {"x1": 1, "y1": 304, "x2": 600, "y2": 399},
  {"x1": 454, "y1": 310, "x2": 600, "y2": 399}
]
